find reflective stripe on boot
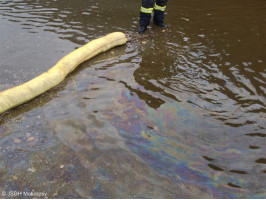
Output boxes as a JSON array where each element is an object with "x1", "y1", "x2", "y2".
[
  {"x1": 140, "y1": 6, "x2": 153, "y2": 14},
  {"x1": 154, "y1": 3, "x2": 166, "y2": 11}
]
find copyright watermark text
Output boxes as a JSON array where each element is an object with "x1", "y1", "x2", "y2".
[{"x1": 1, "y1": 190, "x2": 47, "y2": 197}]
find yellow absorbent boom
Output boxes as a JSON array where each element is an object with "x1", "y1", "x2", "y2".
[{"x1": 0, "y1": 32, "x2": 128, "y2": 114}]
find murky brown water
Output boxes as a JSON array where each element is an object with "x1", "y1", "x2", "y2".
[{"x1": 0, "y1": 0, "x2": 266, "y2": 198}]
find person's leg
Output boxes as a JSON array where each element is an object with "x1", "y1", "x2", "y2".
[
  {"x1": 154, "y1": 0, "x2": 168, "y2": 27},
  {"x1": 138, "y1": 0, "x2": 154, "y2": 33}
]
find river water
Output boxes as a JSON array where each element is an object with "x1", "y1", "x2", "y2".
[{"x1": 0, "y1": 0, "x2": 265, "y2": 198}]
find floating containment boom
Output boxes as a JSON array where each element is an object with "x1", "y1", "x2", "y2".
[{"x1": 0, "y1": 32, "x2": 127, "y2": 114}]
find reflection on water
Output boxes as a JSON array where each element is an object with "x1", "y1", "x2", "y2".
[
  {"x1": 0, "y1": 0, "x2": 266, "y2": 198},
  {"x1": 0, "y1": 0, "x2": 137, "y2": 43}
]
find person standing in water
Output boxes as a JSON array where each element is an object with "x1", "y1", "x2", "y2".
[{"x1": 138, "y1": 0, "x2": 168, "y2": 34}]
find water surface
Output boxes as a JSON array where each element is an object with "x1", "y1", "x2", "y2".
[{"x1": 0, "y1": 0, "x2": 266, "y2": 198}]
